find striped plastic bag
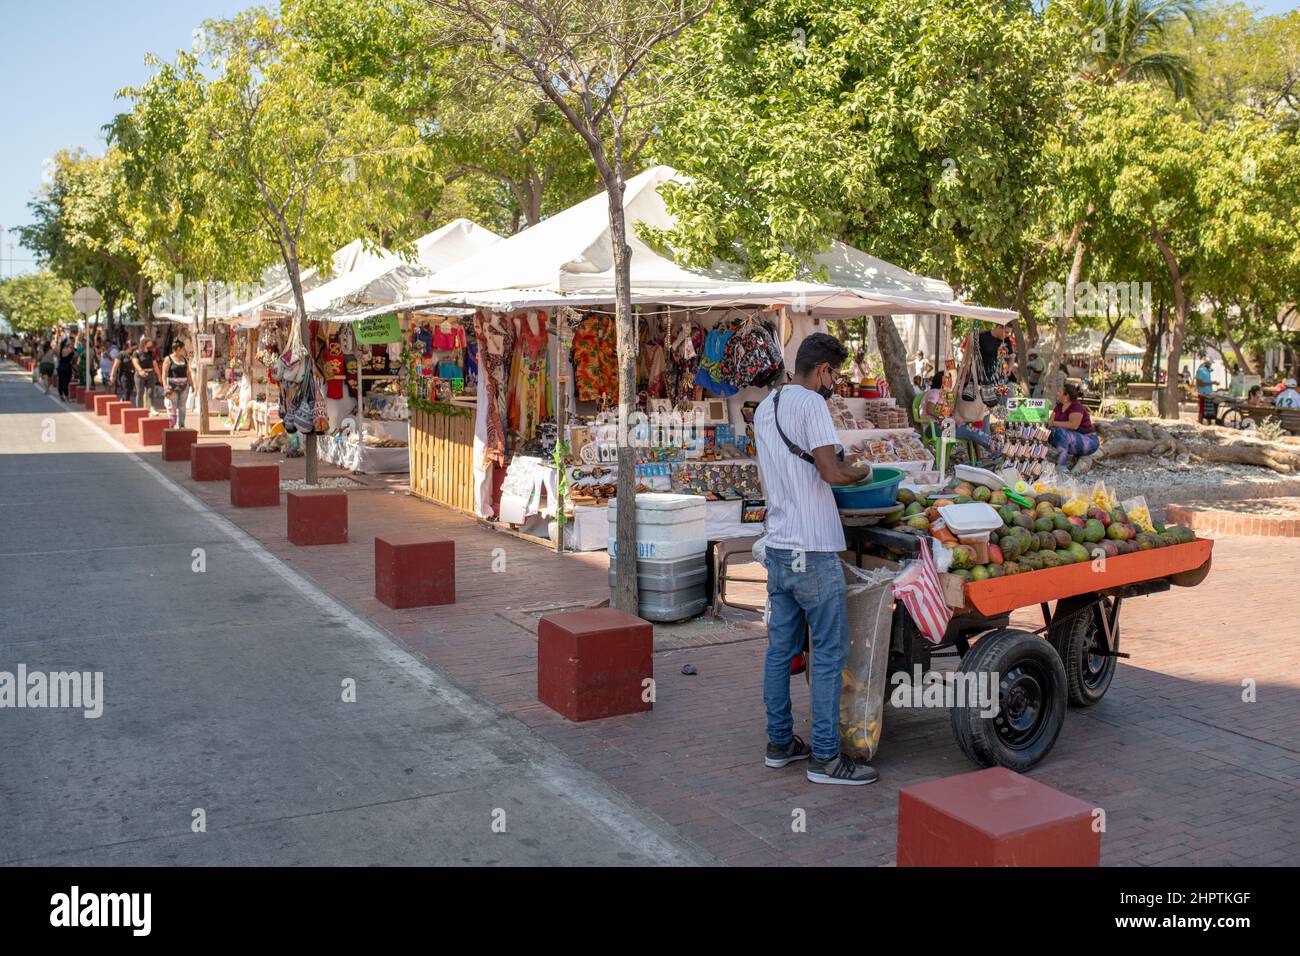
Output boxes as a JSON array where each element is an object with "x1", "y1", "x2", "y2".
[{"x1": 891, "y1": 538, "x2": 952, "y2": 645}]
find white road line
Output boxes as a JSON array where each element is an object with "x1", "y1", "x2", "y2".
[{"x1": 48, "y1": 390, "x2": 701, "y2": 866}]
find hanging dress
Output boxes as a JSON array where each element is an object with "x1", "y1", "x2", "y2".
[
  {"x1": 508, "y1": 311, "x2": 550, "y2": 441},
  {"x1": 670, "y1": 324, "x2": 705, "y2": 404},
  {"x1": 572, "y1": 314, "x2": 618, "y2": 404},
  {"x1": 641, "y1": 330, "x2": 668, "y2": 398},
  {"x1": 474, "y1": 311, "x2": 514, "y2": 468}
]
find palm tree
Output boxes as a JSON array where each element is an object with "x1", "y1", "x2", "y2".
[{"x1": 1075, "y1": 0, "x2": 1202, "y2": 98}]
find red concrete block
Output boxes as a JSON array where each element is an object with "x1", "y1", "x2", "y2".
[
  {"x1": 121, "y1": 408, "x2": 149, "y2": 434},
  {"x1": 82, "y1": 388, "x2": 103, "y2": 409},
  {"x1": 374, "y1": 536, "x2": 454, "y2": 609},
  {"x1": 94, "y1": 393, "x2": 117, "y2": 416},
  {"x1": 107, "y1": 401, "x2": 132, "y2": 425},
  {"x1": 287, "y1": 489, "x2": 348, "y2": 546},
  {"x1": 190, "y1": 443, "x2": 231, "y2": 481},
  {"x1": 71, "y1": 384, "x2": 84, "y2": 402},
  {"x1": 162, "y1": 428, "x2": 198, "y2": 461},
  {"x1": 230, "y1": 463, "x2": 280, "y2": 508},
  {"x1": 140, "y1": 417, "x2": 170, "y2": 446},
  {"x1": 537, "y1": 608, "x2": 652, "y2": 721},
  {"x1": 897, "y1": 767, "x2": 1100, "y2": 867}
]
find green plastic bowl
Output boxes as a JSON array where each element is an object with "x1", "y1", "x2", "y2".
[{"x1": 832, "y1": 467, "x2": 905, "y2": 509}]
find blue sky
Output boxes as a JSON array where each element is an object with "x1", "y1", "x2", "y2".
[
  {"x1": 0, "y1": 0, "x2": 248, "y2": 278},
  {"x1": 2, "y1": 0, "x2": 1298, "y2": 279}
]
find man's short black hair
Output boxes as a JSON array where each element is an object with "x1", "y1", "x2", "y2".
[{"x1": 794, "y1": 332, "x2": 848, "y2": 376}]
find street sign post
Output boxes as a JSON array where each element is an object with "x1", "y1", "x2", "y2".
[{"x1": 72, "y1": 287, "x2": 102, "y2": 393}]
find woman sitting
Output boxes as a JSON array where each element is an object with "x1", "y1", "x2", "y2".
[
  {"x1": 1247, "y1": 384, "x2": 1267, "y2": 407},
  {"x1": 921, "y1": 371, "x2": 992, "y2": 451},
  {"x1": 1048, "y1": 382, "x2": 1099, "y2": 466}
]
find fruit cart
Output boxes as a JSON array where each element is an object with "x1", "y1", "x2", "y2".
[{"x1": 844, "y1": 523, "x2": 1214, "y2": 771}]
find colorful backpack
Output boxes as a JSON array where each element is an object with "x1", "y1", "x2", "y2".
[{"x1": 721, "y1": 321, "x2": 785, "y2": 389}]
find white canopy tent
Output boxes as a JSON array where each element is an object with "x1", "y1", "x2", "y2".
[
  {"x1": 271, "y1": 219, "x2": 503, "y2": 323},
  {"x1": 216, "y1": 239, "x2": 401, "y2": 327},
  {"x1": 408, "y1": 166, "x2": 1014, "y2": 330},
  {"x1": 1043, "y1": 328, "x2": 1146, "y2": 356}
]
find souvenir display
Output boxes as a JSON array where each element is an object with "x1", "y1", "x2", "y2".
[
  {"x1": 990, "y1": 420, "x2": 1056, "y2": 480},
  {"x1": 859, "y1": 398, "x2": 908, "y2": 429},
  {"x1": 847, "y1": 431, "x2": 930, "y2": 465},
  {"x1": 671, "y1": 461, "x2": 762, "y2": 500}
]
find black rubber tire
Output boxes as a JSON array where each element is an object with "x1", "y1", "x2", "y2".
[
  {"x1": 1049, "y1": 597, "x2": 1118, "y2": 707},
  {"x1": 950, "y1": 628, "x2": 1068, "y2": 771}
]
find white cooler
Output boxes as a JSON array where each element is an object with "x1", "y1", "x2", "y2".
[{"x1": 608, "y1": 493, "x2": 707, "y2": 560}]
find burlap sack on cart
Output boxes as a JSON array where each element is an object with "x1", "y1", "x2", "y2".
[{"x1": 838, "y1": 562, "x2": 898, "y2": 761}]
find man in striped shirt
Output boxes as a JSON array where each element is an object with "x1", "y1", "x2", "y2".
[{"x1": 754, "y1": 332, "x2": 879, "y2": 785}]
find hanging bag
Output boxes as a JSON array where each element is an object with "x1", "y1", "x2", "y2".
[{"x1": 953, "y1": 332, "x2": 987, "y2": 422}]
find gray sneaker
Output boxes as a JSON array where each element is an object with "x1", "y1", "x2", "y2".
[
  {"x1": 765, "y1": 734, "x2": 812, "y2": 768},
  {"x1": 807, "y1": 753, "x2": 879, "y2": 786}
]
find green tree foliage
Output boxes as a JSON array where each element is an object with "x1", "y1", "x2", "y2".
[
  {"x1": 648, "y1": 0, "x2": 1075, "y2": 395},
  {"x1": 285, "y1": 0, "x2": 600, "y2": 232},
  {"x1": 16, "y1": 149, "x2": 141, "y2": 329},
  {"x1": 1072, "y1": 0, "x2": 1203, "y2": 98},
  {"x1": 0, "y1": 272, "x2": 80, "y2": 336}
]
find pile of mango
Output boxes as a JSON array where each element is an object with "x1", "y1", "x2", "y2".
[{"x1": 887, "y1": 485, "x2": 1196, "y2": 581}]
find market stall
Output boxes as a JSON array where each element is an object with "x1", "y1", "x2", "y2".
[{"x1": 399, "y1": 166, "x2": 1015, "y2": 551}]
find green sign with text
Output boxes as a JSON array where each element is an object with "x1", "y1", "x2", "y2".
[{"x1": 354, "y1": 313, "x2": 401, "y2": 344}]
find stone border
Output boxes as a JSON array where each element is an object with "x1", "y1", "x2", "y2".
[{"x1": 1165, "y1": 502, "x2": 1300, "y2": 538}]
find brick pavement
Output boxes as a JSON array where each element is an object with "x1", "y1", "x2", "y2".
[
  {"x1": 1167, "y1": 498, "x2": 1300, "y2": 538},
  {"x1": 98, "y1": 411, "x2": 1300, "y2": 867}
]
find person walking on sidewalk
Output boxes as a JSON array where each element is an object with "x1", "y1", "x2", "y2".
[
  {"x1": 56, "y1": 335, "x2": 75, "y2": 401},
  {"x1": 162, "y1": 340, "x2": 195, "y2": 428},
  {"x1": 753, "y1": 332, "x2": 879, "y2": 786},
  {"x1": 38, "y1": 340, "x2": 56, "y2": 394},
  {"x1": 131, "y1": 338, "x2": 160, "y2": 410}
]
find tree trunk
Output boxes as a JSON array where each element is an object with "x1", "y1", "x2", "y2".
[
  {"x1": 285, "y1": 248, "x2": 318, "y2": 485},
  {"x1": 1012, "y1": 318, "x2": 1030, "y2": 389},
  {"x1": 1141, "y1": 299, "x2": 1166, "y2": 383},
  {"x1": 1221, "y1": 306, "x2": 1253, "y2": 375},
  {"x1": 605, "y1": 181, "x2": 638, "y2": 617},
  {"x1": 199, "y1": 282, "x2": 211, "y2": 436},
  {"x1": 1042, "y1": 228, "x2": 1087, "y2": 405},
  {"x1": 134, "y1": 277, "x2": 154, "y2": 341},
  {"x1": 872, "y1": 315, "x2": 916, "y2": 414},
  {"x1": 1152, "y1": 231, "x2": 1188, "y2": 420}
]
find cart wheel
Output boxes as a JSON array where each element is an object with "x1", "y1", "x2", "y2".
[
  {"x1": 1049, "y1": 596, "x2": 1118, "y2": 706},
  {"x1": 950, "y1": 628, "x2": 1067, "y2": 771}
]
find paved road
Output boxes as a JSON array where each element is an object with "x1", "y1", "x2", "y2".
[{"x1": 0, "y1": 364, "x2": 706, "y2": 865}]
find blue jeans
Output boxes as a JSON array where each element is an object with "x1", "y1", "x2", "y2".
[
  {"x1": 1048, "y1": 427, "x2": 1099, "y2": 466},
  {"x1": 763, "y1": 548, "x2": 848, "y2": 760},
  {"x1": 956, "y1": 423, "x2": 991, "y2": 450}
]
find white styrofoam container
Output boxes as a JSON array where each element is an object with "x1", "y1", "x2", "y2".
[
  {"x1": 607, "y1": 493, "x2": 706, "y2": 525},
  {"x1": 608, "y1": 534, "x2": 707, "y2": 560},
  {"x1": 938, "y1": 502, "x2": 1004, "y2": 536},
  {"x1": 607, "y1": 493, "x2": 708, "y2": 559}
]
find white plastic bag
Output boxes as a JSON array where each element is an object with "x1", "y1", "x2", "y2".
[{"x1": 838, "y1": 561, "x2": 898, "y2": 761}]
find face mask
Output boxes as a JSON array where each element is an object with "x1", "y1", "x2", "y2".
[{"x1": 816, "y1": 369, "x2": 834, "y2": 400}]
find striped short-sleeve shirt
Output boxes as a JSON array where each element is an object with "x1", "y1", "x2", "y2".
[{"x1": 754, "y1": 384, "x2": 846, "y2": 553}]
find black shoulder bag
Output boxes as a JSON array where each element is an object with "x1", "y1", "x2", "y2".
[{"x1": 772, "y1": 387, "x2": 843, "y2": 465}]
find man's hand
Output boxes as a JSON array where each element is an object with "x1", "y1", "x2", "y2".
[{"x1": 811, "y1": 445, "x2": 873, "y2": 486}]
